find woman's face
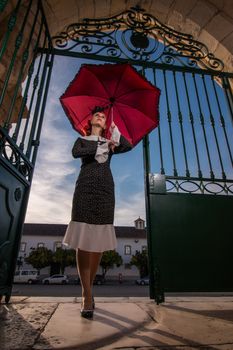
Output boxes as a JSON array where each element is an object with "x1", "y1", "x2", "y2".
[{"x1": 91, "y1": 111, "x2": 107, "y2": 130}]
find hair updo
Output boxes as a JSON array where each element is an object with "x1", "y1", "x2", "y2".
[{"x1": 83, "y1": 105, "x2": 108, "y2": 137}]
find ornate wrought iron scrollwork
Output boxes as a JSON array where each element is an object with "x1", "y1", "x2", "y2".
[
  {"x1": 0, "y1": 128, "x2": 32, "y2": 182},
  {"x1": 165, "y1": 177, "x2": 232, "y2": 195},
  {"x1": 52, "y1": 5, "x2": 224, "y2": 71}
]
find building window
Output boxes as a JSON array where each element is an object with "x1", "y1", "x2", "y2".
[
  {"x1": 20, "y1": 242, "x2": 26, "y2": 252},
  {"x1": 124, "y1": 245, "x2": 131, "y2": 255},
  {"x1": 37, "y1": 242, "x2": 45, "y2": 248},
  {"x1": 124, "y1": 263, "x2": 132, "y2": 269},
  {"x1": 142, "y1": 245, "x2": 147, "y2": 252},
  {"x1": 54, "y1": 241, "x2": 62, "y2": 251},
  {"x1": 135, "y1": 218, "x2": 145, "y2": 229}
]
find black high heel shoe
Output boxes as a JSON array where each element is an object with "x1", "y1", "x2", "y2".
[
  {"x1": 80, "y1": 308, "x2": 93, "y2": 318},
  {"x1": 80, "y1": 299, "x2": 94, "y2": 319},
  {"x1": 92, "y1": 296, "x2": 95, "y2": 309}
]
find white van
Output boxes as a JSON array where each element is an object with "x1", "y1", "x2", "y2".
[{"x1": 14, "y1": 270, "x2": 39, "y2": 284}]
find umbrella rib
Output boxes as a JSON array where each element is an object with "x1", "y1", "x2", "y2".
[
  {"x1": 114, "y1": 104, "x2": 132, "y2": 139},
  {"x1": 70, "y1": 95, "x2": 108, "y2": 122},
  {"x1": 112, "y1": 65, "x2": 128, "y2": 99},
  {"x1": 73, "y1": 95, "x2": 108, "y2": 109},
  {"x1": 86, "y1": 68, "x2": 111, "y2": 101},
  {"x1": 116, "y1": 101, "x2": 158, "y2": 123},
  {"x1": 71, "y1": 94, "x2": 108, "y2": 99},
  {"x1": 116, "y1": 98, "x2": 158, "y2": 121}
]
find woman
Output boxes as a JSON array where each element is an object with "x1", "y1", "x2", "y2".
[{"x1": 62, "y1": 106, "x2": 133, "y2": 318}]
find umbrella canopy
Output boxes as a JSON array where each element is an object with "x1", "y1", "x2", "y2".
[{"x1": 60, "y1": 63, "x2": 161, "y2": 146}]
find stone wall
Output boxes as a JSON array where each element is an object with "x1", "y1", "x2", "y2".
[
  {"x1": 0, "y1": 0, "x2": 44, "y2": 127},
  {"x1": 42, "y1": 0, "x2": 233, "y2": 73}
]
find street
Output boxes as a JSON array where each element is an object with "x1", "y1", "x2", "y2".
[
  {"x1": 12, "y1": 283, "x2": 233, "y2": 298},
  {"x1": 12, "y1": 282, "x2": 150, "y2": 297}
]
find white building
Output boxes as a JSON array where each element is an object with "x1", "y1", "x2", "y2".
[{"x1": 18, "y1": 217, "x2": 147, "y2": 279}]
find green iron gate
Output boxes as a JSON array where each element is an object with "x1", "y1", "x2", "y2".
[
  {"x1": 0, "y1": 0, "x2": 53, "y2": 302},
  {"x1": 146, "y1": 64, "x2": 233, "y2": 303},
  {"x1": 0, "y1": 3, "x2": 232, "y2": 304}
]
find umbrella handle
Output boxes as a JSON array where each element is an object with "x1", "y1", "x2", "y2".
[
  {"x1": 107, "y1": 105, "x2": 114, "y2": 138},
  {"x1": 111, "y1": 106, "x2": 113, "y2": 125}
]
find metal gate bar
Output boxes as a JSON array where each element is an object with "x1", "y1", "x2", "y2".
[
  {"x1": 13, "y1": 15, "x2": 45, "y2": 144},
  {"x1": 211, "y1": 76, "x2": 233, "y2": 165},
  {"x1": 0, "y1": 0, "x2": 52, "y2": 169},
  {"x1": 0, "y1": 0, "x2": 22, "y2": 61},
  {"x1": 0, "y1": 0, "x2": 53, "y2": 303},
  {"x1": 0, "y1": 0, "x2": 33, "y2": 114},
  {"x1": 5, "y1": 1, "x2": 40, "y2": 130},
  {"x1": 146, "y1": 66, "x2": 233, "y2": 195},
  {"x1": 182, "y1": 71, "x2": 202, "y2": 178}
]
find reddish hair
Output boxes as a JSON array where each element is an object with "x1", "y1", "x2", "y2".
[{"x1": 84, "y1": 118, "x2": 107, "y2": 138}]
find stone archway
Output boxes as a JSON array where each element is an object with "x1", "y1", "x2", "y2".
[
  {"x1": 0, "y1": 0, "x2": 233, "y2": 304},
  {"x1": 42, "y1": 0, "x2": 233, "y2": 73}
]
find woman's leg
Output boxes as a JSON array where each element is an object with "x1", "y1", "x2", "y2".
[
  {"x1": 89, "y1": 251, "x2": 103, "y2": 286},
  {"x1": 76, "y1": 248, "x2": 92, "y2": 309}
]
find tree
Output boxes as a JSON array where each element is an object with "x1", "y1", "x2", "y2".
[
  {"x1": 16, "y1": 256, "x2": 23, "y2": 270},
  {"x1": 52, "y1": 247, "x2": 76, "y2": 274},
  {"x1": 100, "y1": 250, "x2": 123, "y2": 277},
  {"x1": 25, "y1": 247, "x2": 53, "y2": 273},
  {"x1": 130, "y1": 249, "x2": 149, "y2": 278}
]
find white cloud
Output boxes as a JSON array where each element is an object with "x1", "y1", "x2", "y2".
[
  {"x1": 25, "y1": 91, "x2": 78, "y2": 224},
  {"x1": 25, "y1": 57, "x2": 145, "y2": 226},
  {"x1": 114, "y1": 191, "x2": 146, "y2": 226},
  {"x1": 116, "y1": 173, "x2": 131, "y2": 184}
]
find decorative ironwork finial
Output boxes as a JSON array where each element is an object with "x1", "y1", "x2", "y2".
[{"x1": 130, "y1": 5, "x2": 145, "y2": 12}]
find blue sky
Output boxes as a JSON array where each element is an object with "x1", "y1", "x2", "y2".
[
  {"x1": 25, "y1": 56, "x2": 146, "y2": 226},
  {"x1": 24, "y1": 53, "x2": 233, "y2": 225}
]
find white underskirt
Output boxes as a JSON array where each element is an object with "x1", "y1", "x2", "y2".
[{"x1": 62, "y1": 221, "x2": 117, "y2": 252}]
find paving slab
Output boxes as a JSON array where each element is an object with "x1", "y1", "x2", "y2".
[
  {"x1": 23, "y1": 296, "x2": 77, "y2": 303},
  {"x1": 33, "y1": 301, "x2": 150, "y2": 349},
  {"x1": 100, "y1": 299, "x2": 233, "y2": 350},
  {"x1": 0, "y1": 302, "x2": 58, "y2": 349},
  {"x1": 0, "y1": 297, "x2": 233, "y2": 350}
]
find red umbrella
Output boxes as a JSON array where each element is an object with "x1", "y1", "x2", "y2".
[{"x1": 60, "y1": 63, "x2": 161, "y2": 146}]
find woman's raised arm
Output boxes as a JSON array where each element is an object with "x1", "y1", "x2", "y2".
[
  {"x1": 112, "y1": 134, "x2": 133, "y2": 154},
  {"x1": 72, "y1": 137, "x2": 98, "y2": 158},
  {"x1": 110, "y1": 124, "x2": 133, "y2": 154}
]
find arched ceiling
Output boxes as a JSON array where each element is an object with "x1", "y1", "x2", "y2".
[
  {"x1": 0, "y1": 0, "x2": 232, "y2": 71},
  {"x1": 40, "y1": 0, "x2": 233, "y2": 72}
]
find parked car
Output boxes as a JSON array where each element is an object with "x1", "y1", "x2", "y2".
[
  {"x1": 68, "y1": 275, "x2": 80, "y2": 285},
  {"x1": 135, "y1": 276, "x2": 150, "y2": 285},
  {"x1": 93, "y1": 274, "x2": 105, "y2": 285},
  {"x1": 74, "y1": 274, "x2": 105, "y2": 285},
  {"x1": 13, "y1": 270, "x2": 39, "y2": 284},
  {"x1": 42, "y1": 274, "x2": 69, "y2": 285}
]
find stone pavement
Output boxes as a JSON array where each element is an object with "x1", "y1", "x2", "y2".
[{"x1": 0, "y1": 296, "x2": 233, "y2": 350}]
